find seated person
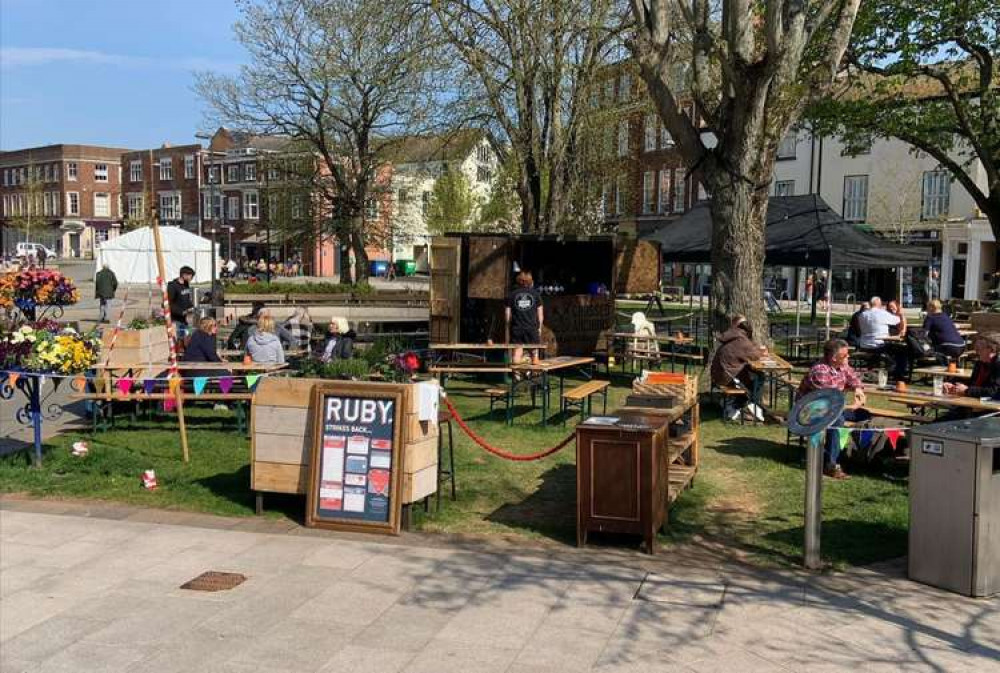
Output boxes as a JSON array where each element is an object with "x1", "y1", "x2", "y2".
[
  {"x1": 710, "y1": 314, "x2": 765, "y2": 409},
  {"x1": 887, "y1": 300, "x2": 908, "y2": 336},
  {"x1": 923, "y1": 299, "x2": 965, "y2": 362},
  {"x1": 858, "y1": 296, "x2": 905, "y2": 378},
  {"x1": 319, "y1": 318, "x2": 355, "y2": 362},
  {"x1": 181, "y1": 317, "x2": 222, "y2": 363},
  {"x1": 798, "y1": 339, "x2": 869, "y2": 480},
  {"x1": 943, "y1": 334, "x2": 1000, "y2": 401},
  {"x1": 246, "y1": 316, "x2": 286, "y2": 365},
  {"x1": 283, "y1": 306, "x2": 314, "y2": 350},
  {"x1": 845, "y1": 301, "x2": 869, "y2": 347},
  {"x1": 227, "y1": 301, "x2": 266, "y2": 350}
]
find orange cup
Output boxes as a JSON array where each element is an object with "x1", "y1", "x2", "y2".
[
  {"x1": 895, "y1": 381, "x2": 907, "y2": 393},
  {"x1": 947, "y1": 362, "x2": 958, "y2": 373}
]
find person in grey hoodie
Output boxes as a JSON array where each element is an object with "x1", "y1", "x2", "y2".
[{"x1": 246, "y1": 315, "x2": 286, "y2": 364}]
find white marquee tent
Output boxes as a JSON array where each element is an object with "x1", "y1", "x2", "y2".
[{"x1": 94, "y1": 227, "x2": 219, "y2": 284}]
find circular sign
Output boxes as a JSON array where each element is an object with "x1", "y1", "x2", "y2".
[{"x1": 787, "y1": 388, "x2": 846, "y2": 436}]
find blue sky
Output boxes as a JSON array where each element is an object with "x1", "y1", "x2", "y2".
[{"x1": 0, "y1": 0, "x2": 244, "y2": 150}]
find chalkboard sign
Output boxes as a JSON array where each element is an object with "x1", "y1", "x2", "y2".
[{"x1": 306, "y1": 383, "x2": 405, "y2": 534}]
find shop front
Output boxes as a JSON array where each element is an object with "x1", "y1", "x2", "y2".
[{"x1": 941, "y1": 219, "x2": 997, "y2": 301}]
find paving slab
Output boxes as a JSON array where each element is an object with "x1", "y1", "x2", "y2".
[{"x1": 1, "y1": 506, "x2": 999, "y2": 673}]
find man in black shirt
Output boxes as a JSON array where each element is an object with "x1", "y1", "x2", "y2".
[
  {"x1": 505, "y1": 270, "x2": 544, "y2": 365},
  {"x1": 166, "y1": 266, "x2": 195, "y2": 337}
]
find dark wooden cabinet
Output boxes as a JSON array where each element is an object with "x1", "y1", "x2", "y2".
[{"x1": 576, "y1": 401, "x2": 699, "y2": 554}]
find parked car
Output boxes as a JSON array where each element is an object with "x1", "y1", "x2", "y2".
[{"x1": 15, "y1": 242, "x2": 57, "y2": 260}]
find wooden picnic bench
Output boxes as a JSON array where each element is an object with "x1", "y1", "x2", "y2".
[{"x1": 561, "y1": 380, "x2": 610, "y2": 425}]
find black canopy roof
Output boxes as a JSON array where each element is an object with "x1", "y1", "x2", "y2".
[{"x1": 642, "y1": 194, "x2": 932, "y2": 268}]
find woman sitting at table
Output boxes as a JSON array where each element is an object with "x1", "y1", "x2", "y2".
[
  {"x1": 923, "y1": 299, "x2": 965, "y2": 363},
  {"x1": 943, "y1": 334, "x2": 1000, "y2": 400},
  {"x1": 710, "y1": 315, "x2": 766, "y2": 418},
  {"x1": 182, "y1": 317, "x2": 222, "y2": 363},
  {"x1": 246, "y1": 316, "x2": 286, "y2": 365},
  {"x1": 319, "y1": 318, "x2": 355, "y2": 362},
  {"x1": 887, "y1": 300, "x2": 907, "y2": 337}
]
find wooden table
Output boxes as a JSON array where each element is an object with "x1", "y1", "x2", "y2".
[
  {"x1": 429, "y1": 343, "x2": 547, "y2": 380},
  {"x1": 865, "y1": 387, "x2": 1000, "y2": 413},
  {"x1": 432, "y1": 343, "x2": 547, "y2": 351},
  {"x1": 749, "y1": 353, "x2": 794, "y2": 409},
  {"x1": 510, "y1": 356, "x2": 596, "y2": 426},
  {"x1": 910, "y1": 366, "x2": 974, "y2": 381}
]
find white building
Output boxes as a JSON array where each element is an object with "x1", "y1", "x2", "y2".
[
  {"x1": 769, "y1": 129, "x2": 992, "y2": 301},
  {"x1": 387, "y1": 131, "x2": 498, "y2": 270}
]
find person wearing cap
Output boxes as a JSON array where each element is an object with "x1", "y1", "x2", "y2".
[{"x1": 167, "y1": 266, "x2": 195, "y2": 337}]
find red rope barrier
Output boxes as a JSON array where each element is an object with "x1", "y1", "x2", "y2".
[{"x1": 442, "y1": 397, "x2": 576, "y2": 462}]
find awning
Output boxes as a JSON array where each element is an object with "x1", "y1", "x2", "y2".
[
  {"x1": 59, "y1": 220, "x2": 86, "y2": 232},
  {"x1": 642, "y1": 195, "x2": 932, "y2": 269}
]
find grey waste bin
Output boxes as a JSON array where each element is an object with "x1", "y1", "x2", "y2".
[{"x1": 909, "y1": 416, "x2": 1000, "y2": 597}]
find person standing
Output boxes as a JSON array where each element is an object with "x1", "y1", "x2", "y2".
[
  {"x1": 505, "y1": 270, "x2": 543, "y2": 366},
  {"x1": 95, "y1": 264, "x2": 118, "y2": 323},
  {"x1": 37, "y1": 246, "x2": 48, "y2": 269},
  {"x1": 166, "y1": 266, "x2": 195, "y2": 337}
]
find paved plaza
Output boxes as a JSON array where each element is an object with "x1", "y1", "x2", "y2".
[{"x1": 1, "y1": 499, "x2": 997, "y2": 673}]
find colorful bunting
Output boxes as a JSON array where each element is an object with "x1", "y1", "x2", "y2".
[
  {"x1": 8, "y1": 372, "x2": 20, "y2": 386},
  {"x1": 218, "y1": 376, "x2": 234, "y2": 394},
  {"x1": 837, "y1": 428, "x2": 853, "y2": 451},
  {"x1": 884, "y1": 429, "x2": 903, "y2": 451},
  {"x1": 245, "y1": 374, "x2": 261, "y2": 391},
  {"x1": 73, "y1": 375, "x2": 86, "y2": 390},
  {"x1": 143, "y1": 379, "x2": 156, "y2": 394},
  {"x1": 163, "y1": 398, "x2": 176, "y2": 412},
  {"x1": 193, "y1": 377, "x2": 208, "y2": 396},
  {"x1": 116, "y1": 377, "x2": 133, "y2": 396},
  {"x1": 168, "y1": 378, "x2": 181, "y2": 394},
  {"x1": 858, "y1": 429, "x2": 876, "y2": 449}
]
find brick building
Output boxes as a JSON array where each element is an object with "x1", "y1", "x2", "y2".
[
  {"x1": 121, "y1": 144, "x2": 213, "y2": 235},
  {"x1": 0, "y1": 144, "x2": 132, "y2": 258}
]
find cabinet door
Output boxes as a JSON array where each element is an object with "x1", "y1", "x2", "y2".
[
  {"x1": 467, "y1": 236, "x2": 510, "y2": 299},
  {"x1": 588, "y1": 437, "x2": 641, "y2": 524},
  {"x1": 430, "y1": 237, "x2": 461, "y2": 344}
]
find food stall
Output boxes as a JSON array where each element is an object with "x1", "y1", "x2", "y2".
[{"x1": 429, "y1": 234, "x2": 661, "y2": 356}]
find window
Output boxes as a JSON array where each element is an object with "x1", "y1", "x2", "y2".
[
  {"x1": 185, "y1": 155, "x2": 195, "y2": 179},
  {"x1": 476, "y1": 165, "x2": 492, "y2": 183},
  {"x1": 292, "y1": 196, "x2": 304, "y2": 219},
  {"x1": 2, "y1": 169, "x2": 8, "y2": 186},
  {"x1": 618, "y1": 73, "x2": 631, "y2": 101},
  {"x1": 129, "y1": 160, "x2": 142, "y2": 182},
  {"x1": 95, "y1": 163, "x2": 109, "y2": 182},
  {"x1": 617, "y1": 121, "x2": 629, "y2": 157},
  {"x1": 158, "y1": 158, "x2": 172, "y2": 181},
  {"x1": 774, "y1": 180, "x2": 795, "y2": 197},
  {"x1": 660, "y1": 125, "x2": 674, "y2": 149},
  {"x1": 244, "y1": 163, "x2": 256, "y2": 182},
  {"x1": 67, "y1": 192, "x2": 80, "y2": 215},
  {"x1": 52, "y1": 164, "x2": 59, "y2": 181},
  {"x1": 42, "y1": 192, "x2": 51, "y2": 216},
  {"x1": 601, "y1": 183, "x2": 612, "y2": 218},
  {"x1": 642, "y1": 171, "x2": 655, "y2": 214},
  {"x1": 67, "y1": 162, "x2": 78, "y2": 181},
  {"x1": 203, "y1": 192, "x2": 222, "y2": 220},
  {"x1": 673, "y1": 170, "x2": 685, "y2": 213},
  {"x1": 476, "y1": 145, "x2": 491, "y2": 163},
  {"x1": 366, "y1": 198, "x2": 379, "y2": 220},
  {"x1": 1, "y1": 195, "x2": 7, "y2": 216},
  {"x1": 208, "y1": 165, "x2": 220, "y2": 184},
  {"x1": 227, "y1": 164, "x2": 240, "y2": 183},
  {"x1": 267, "y1": 167, "x2": 280, "y2": 181},
  {"x1": 127, "y1": 194, "x2": 144, "y2": 219},
  {"x1": 921, "y1": 170, "x2": 950, "y2": 220},
  {"x1": 842, "y1": 175, "x2": 869, "y2": 222},
  {"x1": 243, "y1": 191, "x2": 259, "y2": 220},
  {"x1": 43, "y1": 164, "x2": 52, "y2": 182},
  {"x1": 95, "y1": 229, "x2": 109, "y2": 245},
  {"x1": 397, "y1": 188, "x2": 410, "y2": 204},
  {"x1": 644, "y1": 114, "x2": 658, "y2": 152},
  {"x1": 93, "y1": 192, "x2": 109, "y2": 217},
  {"x1": 227, "y1": 195, "x2": 240, "y2": 220},
  {"x1": 658, "y1": 170, "x2": 672, "y2": 213},
  {"x1": 421, "y1": 191, "x2": 431, "y2": 216},
  {"x1": 159, "y1": 192, "x2": 181, "y2": 220},
  {"x1": 614, "y1": 176, "x2": 625, "y2": 215},
  {"x1": 841, "y1": 137, "x2": 873, "y2": 156},
  {"x1": 777, "y1": 133, "x2": 797, "y2": 159}
]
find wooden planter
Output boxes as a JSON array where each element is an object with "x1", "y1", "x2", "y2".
[
  {"x1": 99, "y1": 326, "x2": 171, "y2": 367},
  {"x1": 251, "y1": 378, "x2": 440, "y2": 510}
]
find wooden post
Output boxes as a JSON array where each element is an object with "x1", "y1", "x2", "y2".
[{"x1": 151, "y1": 212, "x2": 190, "y2": 462}]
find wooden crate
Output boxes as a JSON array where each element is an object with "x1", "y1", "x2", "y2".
[
  {"x1": 251, "y1": 377, "x2": 321, "y2": 495},
  {"x1": 403, "y1": 464, "x2": 438, "y2": 503},
  {"x1": 100, "y1": 326, "x2": 170, "y2": 366}
]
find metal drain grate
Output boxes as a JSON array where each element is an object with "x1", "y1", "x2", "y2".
[{"x1": 180, "y1": 571, "x2": 247, "y2": 592}]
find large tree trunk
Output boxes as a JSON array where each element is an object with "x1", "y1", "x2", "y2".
[
  {"x1": 708, "y1": 181, "x2": 768, "y2": 342},
  {"x1": 350, "y1": 220, "x2": 370, "y2": 284}
]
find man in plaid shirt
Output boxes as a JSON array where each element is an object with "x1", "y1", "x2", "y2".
[{"x1": 798, "y1": 339, "x2": 869, "y2": 480}]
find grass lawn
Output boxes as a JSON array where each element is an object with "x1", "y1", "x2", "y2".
[{"x1": 0, "y1": 377, "x2": 908, "y2": 568}]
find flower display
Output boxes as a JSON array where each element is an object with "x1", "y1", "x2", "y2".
[
  {"x1": 0, "y1": 323, "x2": 99, "y2": 374},
  {"x1": 0, "y1": 269, "x2": 80, "y2": 312}
]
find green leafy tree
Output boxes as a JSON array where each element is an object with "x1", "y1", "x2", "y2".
[
  {"x1": 426, "y1": 167, "x2": 476, "y2": 233},
  {"x1": 811, "y1": 0, "x2": 1000, "y2": 239}
]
